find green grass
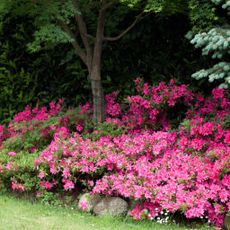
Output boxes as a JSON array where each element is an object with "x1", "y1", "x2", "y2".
[{"x1": 0, "y1": 194, "x2": 212, "y2": 230}]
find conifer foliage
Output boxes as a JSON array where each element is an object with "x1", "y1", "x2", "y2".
[{"x1": 189, "y1": 0, "x2": 230, "y2": 88}]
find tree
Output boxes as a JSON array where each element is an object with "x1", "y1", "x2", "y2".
[
  {"x1": 187, "y1": 0, "x2": 230, "y2": 88},
  {"x1": 0, "y1": 0, "x2": 186, "y2": 122}
]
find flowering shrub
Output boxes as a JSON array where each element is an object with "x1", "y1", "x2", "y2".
[
  {"x1": 0, "y1": 100, "x2": 92, "y2": 152},
  {"x1": 0, "y1": 149, "x2": 40, "y2": 193},
  {"x1": 0, "y1": 100, "x2": 90, "y2": 195},
  {"x1": 3, "y1": 100, "x2": 64, "y2": 151},
  {"x1": 34, "y1": 126, "x2": 229, "y2": 227},
  {"x1": 0, "y1": 79, "x2": 229, "y2": 228}
]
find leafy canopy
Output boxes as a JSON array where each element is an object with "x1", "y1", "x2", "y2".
[{"x1": 0, "y1": 0, "x2": 187, "y2": 53}]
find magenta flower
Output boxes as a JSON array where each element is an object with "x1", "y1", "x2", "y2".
[
  {"x1": 63, "y1": 180, "x2": 74, "y2": 191},
  {"x1": 79, "y1": 201, "x2": 88, "y2": 211},
  {"x1": 8, "y1": 152, "x2": 16, "y2": 157}
]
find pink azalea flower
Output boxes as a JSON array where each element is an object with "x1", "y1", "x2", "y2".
[
  {"x1": 8, "y1": 152, "x2": 16, "y2": 157},
  {"x1": 79, "y1": 201, "x2": 88, "y2": 211},
  {"x1": 63, "y1": 180, "x2": 74, "y2": 191}
]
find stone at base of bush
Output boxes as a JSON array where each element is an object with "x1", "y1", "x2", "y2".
[
  {"x1": 224, "y1": 214, "x2": 230, "y2": 230},
  {"x1": 78, "y1": 193, "x2": 102, "y2": 212},
  {"x1": 93, "y1": 197, "x2": 128, "y2": 216}
]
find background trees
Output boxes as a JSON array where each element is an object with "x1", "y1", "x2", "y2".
[{"x1": 0, "y1": 0, "x2": 227, "y2": 122}]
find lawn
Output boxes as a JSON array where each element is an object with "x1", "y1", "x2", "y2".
[{"x1": 0, "y1": 195, "x2": 212, "y2": 230}]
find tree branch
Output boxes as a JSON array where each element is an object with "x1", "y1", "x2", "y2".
[
  {"x1": 85, "y1": 33, "x2": 95, "y2": 41},
  {"x1": 104, "y1": 12, "x2": 145, "y2": 42},
  {"x1": 72, "y1": 0, "x2": 93, "y2": 63},
  {"x1": 91, "y1": 1, "x2": 114, "y2": 78},
  {"x1": 101, "y1": 2, "x2": 114, "y2": 12},
  {"x1": 59, "y1": 20, "x2": 87, "y2": 65}
]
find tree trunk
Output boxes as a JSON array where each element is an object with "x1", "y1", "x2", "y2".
[
  {"x1": 88, "y1": 3, "x2": 109, "y2": 123},
  {"x1": 89, "y1": 57, "x2": 105, "y2": 123},
  {"x1": 69, "y1": 1, "x2": 114, "y2": 123},
  {"x1": 90, "y1": 70, "x2": 105, "y2": 123}
]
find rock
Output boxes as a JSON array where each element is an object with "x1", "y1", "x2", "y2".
[
  {"x1": 78, "y1": 193, "x2": 101, "y2": 212},
  {"x1": 224, "y1": 214, "x2": 230, "y2": 230},
  {"x1": 93, "y1": 197, "x2": 128, "y2": 216}
]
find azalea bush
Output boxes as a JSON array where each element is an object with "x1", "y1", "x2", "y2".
[
  {"x1": 0, "y1": 99, "x2": 91, "y2": 195},
  {"x1": 0, "y1": 99, "x2": 93, "y2": 152},
  {"x1": 0, "y1": 149, "x2": 40, "y2": 193},
  {"x1": 0, "y1": 79, "x2": 229, "y2": 228},
  {"x1": 35, "y1": 125, "x2": 229, "y2": 227},
  {"x1": 0, "y1": 100, "x2": 63, "y2": 151}
]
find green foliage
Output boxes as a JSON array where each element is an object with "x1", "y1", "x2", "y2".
[
  {"x1": 191, "y1": 28, "x2": 230, "y2": 58},
  {"x1": 180, "y1": 119, "x2": 191, "y2": 132},
  {"x1": 83, "y1": 122, "x2": 127, "y2": 141},
  {"x1": 103, "y1": 13, "x2": 207, "y2": 93},
  {"x1": 0, "y1": 10, "x2": 90, "y2": 123},
  {"x1": 188, "y1": 0, "x2": 230, "y2": 88},
  {"x1": 0, "y1": 0, "x2": 189, "y2": 53},
  {"x1": 28, "y1": 24, "x2": 72, "y2": 52},
  {"x1": 120, "y1": 0, "x2": 141, "y2": 8},
  {"x1": 191, "y1": 62, "x2": 230, "y2": 88},
  {"x1": 223, "y1": 113, "x2": 230, "y2": 129},
  {"x1": 213, "y1": 0, "x2": 230, "y2": 13},
  {"x1": 0, "y1": 15, "x2": 40, "y2": 122},
  {"x1": 0, "y1": 0, "x2": 221, "y2": 124},
  {"x1": 2, "y1": 118, "x2": 59, "y2": 152},
  {"x1": 0, "y1": 66, "x2": 36, "y2": 123},
  {"x1": 0, "y1": 149, "x2": 40, "y2": 192},
  {"x1": 145, "y1": 0, "x2": 187, "y2": 14},
  {"x1": 188, "y1": 0, "x2": 218, "y2": 32},
  {"x1": 37, "y1": 190, "x2": 62, "y2": 206},
  {"x1": 120, "y1": 0, "x2": 187, "y2": 14}
]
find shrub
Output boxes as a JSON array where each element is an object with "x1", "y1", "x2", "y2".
[
  {"x1": 0, "y1": 79, "x2": 229, "y2": 228},
  {"x1": 0, "y1": 149, "x2": 40, "y2": 193}
]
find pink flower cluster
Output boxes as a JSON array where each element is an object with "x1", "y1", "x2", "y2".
[
  {"x1": 79, "y1": 201, "x2": 89, "y2": 211},
  {"x1": 0, "y1": 97, "x2": 93, "y2": 153},
  {"x1": 0, "y1": 99, "x2": 84, "y2": 151},
  {"x1": 8, "y1": 151, "x2": 16, "y2": 157},
  {"x1": 8, "y1": 99, "x2": 63, "y2": 136},
  {"x1": 129, "y1": 202, "x2": 163, "y2": 220},
  {"x1": 105, "y1": 79, "x2": 194, "y2": 131},
  {"x1": 105, "y1": 92, "x2": 121, "y2": 117},
  {"x1": 0, "y1": 125, "x2": 5, "y2": 144},
  {"x1": 13, "y1": 100, "x2": 63, "y2": 123},
  {"x1": 11, "y1": 181, "x2": 25, "y2": 192}
]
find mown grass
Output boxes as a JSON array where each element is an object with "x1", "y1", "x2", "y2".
[{"x1": 0, "y1": 194, "x2": 213, "y2": 230}]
